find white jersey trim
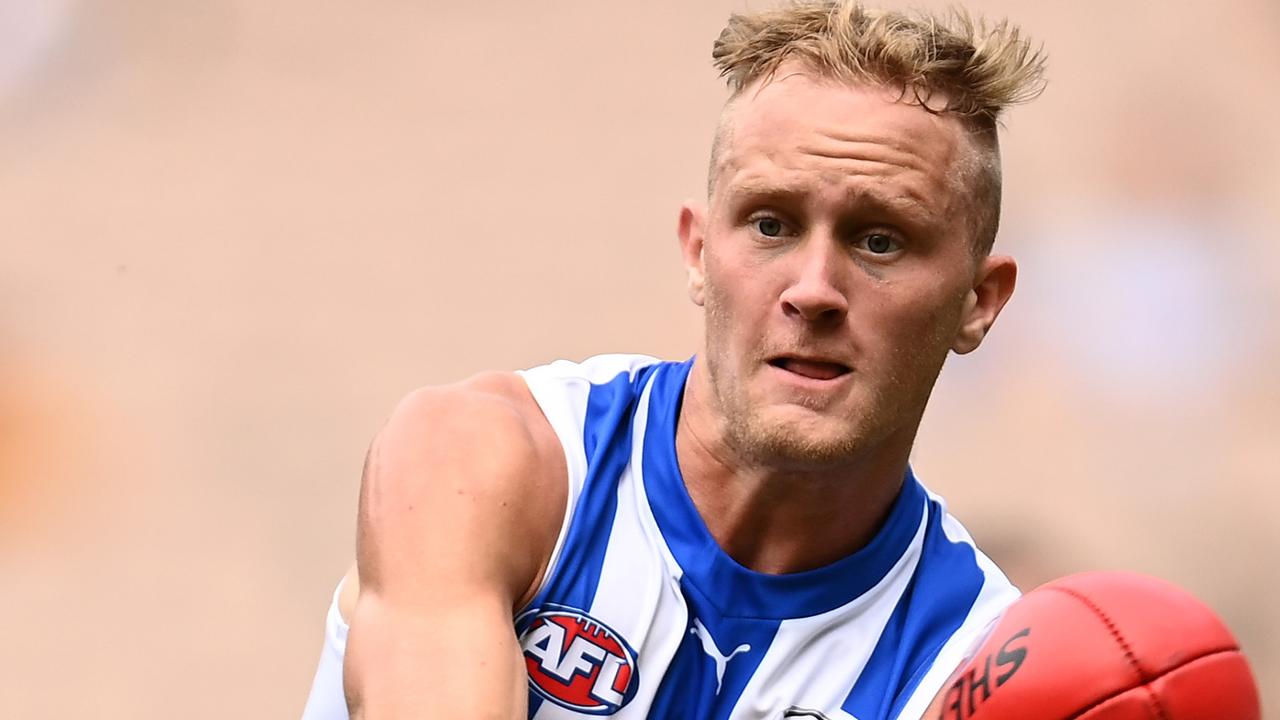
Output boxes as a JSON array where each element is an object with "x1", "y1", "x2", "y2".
[{"x1": 515, "y1": 354, "x2": 662, "y2": 611}]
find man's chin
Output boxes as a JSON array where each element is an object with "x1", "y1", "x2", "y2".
[{"x1": 729, "y1": 408, "x2": 870, "y2": 468}]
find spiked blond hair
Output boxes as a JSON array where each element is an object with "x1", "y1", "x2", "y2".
[{"x1": 709, "y1": 1, "x2": 1047, "y2": 253}]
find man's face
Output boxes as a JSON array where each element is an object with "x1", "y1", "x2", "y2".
[{"x1": 680, "y1": 69, "x2": 1010, "y2": 467}]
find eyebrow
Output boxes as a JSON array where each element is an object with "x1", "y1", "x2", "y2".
[
  {"x1": 725, "y1": 177, "x2": 936, "y2": 227},
  {"x1": 724, "y1": 177, "x2": 808, "y2": 200}
]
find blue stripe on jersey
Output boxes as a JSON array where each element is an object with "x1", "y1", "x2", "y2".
[
  {"x1": 641, "y1": 359, "x2": 928, "y2": 619},
  {"x1": 841, "y1": 499, "x2": 985, "y2": 720},
  {"x1": 524, "y1": 367, "x2": 654, "y2": 613},
  {"x1": 646, "y1": 577, "x2": 782, "y2": 720},
  {"x1": 521, "y1": 365, "x2": 661, "y2": 717}
]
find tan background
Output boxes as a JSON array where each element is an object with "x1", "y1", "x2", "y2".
[{"x1": 1, "y1": 0, "x2": 1277, "y2": 717}]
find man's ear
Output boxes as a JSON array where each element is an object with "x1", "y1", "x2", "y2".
[
  {"x1": 953, "y1": 254, "x2": 1017, "y2": 354},
  {"x1": 677, "y1": 201, "x2": 708, "y2": 307}
]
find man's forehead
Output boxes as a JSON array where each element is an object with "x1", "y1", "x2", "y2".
[{"x1": 715, "y1": 68, "x2": 970, "y2": 173}]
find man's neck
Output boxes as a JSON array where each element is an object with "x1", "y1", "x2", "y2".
[{"x1": 674, "y1": 366, "x2": 917, "y2": 575}]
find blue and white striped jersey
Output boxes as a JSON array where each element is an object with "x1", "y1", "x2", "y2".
[
  {"x1": 301, "y1": 354, "x2": 1018, "y2": 720},
  {"x1": 514, "y1": 354, "x2": 1018, "y2": 720}
]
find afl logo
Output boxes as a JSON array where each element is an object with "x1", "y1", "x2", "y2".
[{"x1": 518, "y1": 606, "x2": 639, "y2": 714}]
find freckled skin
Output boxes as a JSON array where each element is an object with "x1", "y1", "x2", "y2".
[{"x1": 675, "y1": 67, "x2": 1016, "y2": 570}]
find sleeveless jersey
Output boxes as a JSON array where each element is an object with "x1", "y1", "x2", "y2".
[{"x1": 300, "y1": 354, "x2": 1019, "y2": 720}]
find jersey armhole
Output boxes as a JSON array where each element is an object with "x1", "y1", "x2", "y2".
[
  {"x1": 512, "y1": 368, "x2": 589, "y2": 615},
  {"x1": 512, "y1": 354, "x2": 663, "y2": 615}
]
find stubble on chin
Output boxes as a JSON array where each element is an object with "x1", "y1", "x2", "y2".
[
  {"x1": 701, "y1": 330, "x2": 954, "y2": 473},
  {"x1": 702, "y1": 347, "x2": 891, "y2": 469}
]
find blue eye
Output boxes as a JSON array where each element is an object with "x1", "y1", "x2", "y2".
[
  {"x1": 755, "y1": 217, "x2": 784, "y2": 237},
  {"x1": 864, "y1": 233, "x2": 899, "y2": 254}
]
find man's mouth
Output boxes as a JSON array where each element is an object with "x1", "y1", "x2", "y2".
[{"x1": 768, "y1": 357, "x2": 852, "y2": 381}]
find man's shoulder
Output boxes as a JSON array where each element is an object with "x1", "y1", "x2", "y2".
[
  {"x1": 381, "y1": 370, "x2": 558, "y2": 472},
  {"x1": 361, "y1": 371, "x2": 571, "y2": 606},
  {"x1": 378, "y1": 352, "x2": 672, "y2": 478}
]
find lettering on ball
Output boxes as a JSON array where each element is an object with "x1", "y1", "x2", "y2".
[{"x1": 940, "y1": 627, "x2": 1030, "y2": 720}]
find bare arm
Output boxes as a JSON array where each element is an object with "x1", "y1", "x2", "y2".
[{"x1": 343, "y1": 374, "x2": 566, "y2": 720}]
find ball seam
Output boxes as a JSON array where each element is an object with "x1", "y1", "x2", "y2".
[
  {"x1": 1045, "y1": 585, "x2": 1170, "y2": 720},
  {"x1": 1063, "y1": 648, "x2": 1242, "y2": 720}
]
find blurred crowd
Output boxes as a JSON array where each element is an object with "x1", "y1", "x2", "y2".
[{"x1": 1, "y1": 0, "x2": 1276, "y2": 717}]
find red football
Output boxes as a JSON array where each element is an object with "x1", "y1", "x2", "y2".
[{"x1": 926, "y1": 571, "x2": 1261, "y2": 720}]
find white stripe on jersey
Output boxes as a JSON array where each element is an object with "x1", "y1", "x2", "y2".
[
  {"x1": 892, "y1": 508, "x2": 1021, "y2": 720},
  {"x1": 516, "y1": 354, "x2": 662, "y2": 611},
  {"x1": 725, "y1": 506, "x2": 929, "y2": 720}
]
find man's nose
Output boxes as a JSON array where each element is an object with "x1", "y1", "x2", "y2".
[{"x1": 779, "y1": 238, "x2": 849, "y2": 324}]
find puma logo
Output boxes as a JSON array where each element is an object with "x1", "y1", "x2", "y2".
[{"x1": 689, "y1": 618, "x2": 751, "y2": 694}]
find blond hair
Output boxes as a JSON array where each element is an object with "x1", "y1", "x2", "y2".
[{"x1": 709, "y1": 1, "x2": 1047, "y2": 252}]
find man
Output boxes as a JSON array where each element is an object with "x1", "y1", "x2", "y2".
[{"x1": 302, "y1": 2, "x2": 1046, "y2": 718}]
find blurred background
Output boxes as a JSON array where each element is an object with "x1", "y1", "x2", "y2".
[{"x1": 1, "y1": 0, "x2": 1276, "y2": 716}]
